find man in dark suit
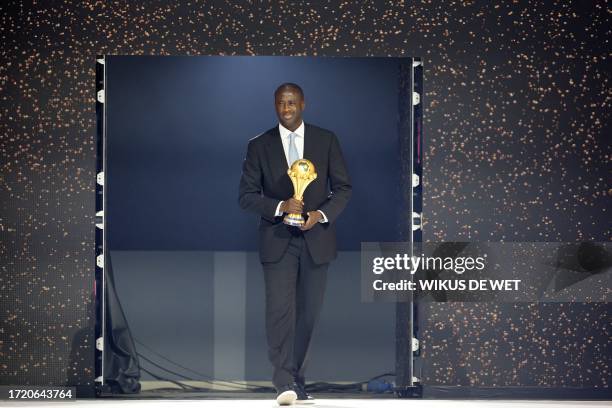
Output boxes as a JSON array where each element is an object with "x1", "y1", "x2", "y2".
[{"x1": 239, "y1": 83, "x2": 351, "y2": 405}]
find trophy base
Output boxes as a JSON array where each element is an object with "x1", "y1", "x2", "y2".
[{"x1": 283, "y1": 213, "x2": 304, "y2": 227}]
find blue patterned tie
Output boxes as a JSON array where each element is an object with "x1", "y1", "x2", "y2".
[{"x1": 288, "y1": 132, "x2": 299, "y2": 165}]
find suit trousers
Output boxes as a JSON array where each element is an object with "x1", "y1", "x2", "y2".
[{"x1": 262, "y1": 233, "x2": 328, "y2": 390}]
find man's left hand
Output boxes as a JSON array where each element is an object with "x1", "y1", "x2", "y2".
[{"x1": 300, "y1": 211, "x2": 322, "y2": 231}]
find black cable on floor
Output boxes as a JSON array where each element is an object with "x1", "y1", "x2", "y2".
[
  {"x1": 305, "y1": 372, "x2": 396, "y2": 393},
  {"x1": 139, "y1": 366, "x2": 208, "y2": 391},
  {"x1": 134, "y1": 338, "x2": 394, "y2": 395},
  {"x1": 138, "y1": 352, "x2": 257, "y2": 392},
  {"x1": 134, "y1": 339, "x2": 273, "y2": 392}
]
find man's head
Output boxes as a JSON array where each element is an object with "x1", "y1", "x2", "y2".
[{"x1": 274, "y1": 83, "x2": 305, "y2": 131}]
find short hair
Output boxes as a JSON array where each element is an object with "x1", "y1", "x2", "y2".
[{"x1": 274, "y1": 83, "x2": 304, "y2": 100}]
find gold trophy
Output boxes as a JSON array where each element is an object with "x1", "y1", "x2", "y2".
[{"x1": 283, "y1": 159, "x2": 317, "y2": 227}]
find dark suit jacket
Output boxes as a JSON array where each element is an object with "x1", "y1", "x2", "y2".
[{"x1": 238, "y1": 123, "x2": 351, "y2": 265}]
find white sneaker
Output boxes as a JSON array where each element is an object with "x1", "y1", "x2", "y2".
[{"x1": 276, "y1": 389, "x2": 298, "y2": 406}]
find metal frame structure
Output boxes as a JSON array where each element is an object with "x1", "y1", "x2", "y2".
[
  {"x1": 394, "y1": 57, "x2": 423, "y2": 397},
  {"x1": 93, "y1": 56, "x2": 423, "y2": 396},
  {"x1": 94, "y1": 55, "x2": 106, "y2": 390}
]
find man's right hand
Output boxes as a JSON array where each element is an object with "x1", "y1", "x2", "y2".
[{"x1": 280, "y1": 198, "x2": 304, "y2": 214}]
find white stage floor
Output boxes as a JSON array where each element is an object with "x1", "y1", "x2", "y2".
[{"x1": 2, "y1": 400, "x2": 610, "y2": 408}]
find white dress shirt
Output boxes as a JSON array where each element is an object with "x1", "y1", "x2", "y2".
[{"x1": 275, "y1": 121, "x2": 328, "y2": 223}]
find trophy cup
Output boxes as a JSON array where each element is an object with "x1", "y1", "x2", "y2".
[{"x1": 283, "y1": 159, "x2": 317, "y2": 227}]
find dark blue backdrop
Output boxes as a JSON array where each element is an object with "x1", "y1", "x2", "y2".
[{"x1": 106, "y1": 56, "x2": 408, "y2": 250}]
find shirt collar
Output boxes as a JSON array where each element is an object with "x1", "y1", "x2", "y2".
[{"x1": 278, "y1": 121, "x2": 305, "y2": 139}]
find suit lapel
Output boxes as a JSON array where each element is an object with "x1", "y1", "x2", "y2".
[
  {"x1": 264, "y1": 127, "x2": 294, "y2": 197},
  {"x1": 264, "y1": 127, "x2": 288, "y2": 173},
  {"x1": 302, "y1": 124, "x2": 323, "y2": 205},
  {"x1": 303, "y1": 123, "x2": 315, "y2": 162}
]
